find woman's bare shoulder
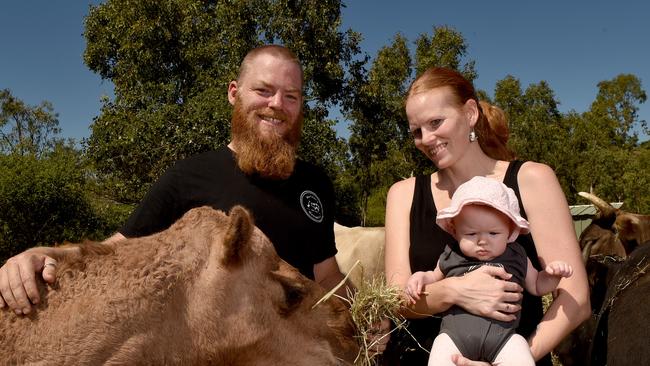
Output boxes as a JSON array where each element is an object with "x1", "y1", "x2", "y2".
[
  {"x1": 518, "y1": 161, "x2": 558, "y2": 186},
  {"x1": 517, "y1": 161, "x2": 568, "y2": 214},
  {"x1": 388, "y1": 176, "x2": 417, "y2": 196}
]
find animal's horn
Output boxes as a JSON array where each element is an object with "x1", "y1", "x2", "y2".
[
  {"x1": 578, "y1": 192, "x2": 616, "y2": 219},
  {"x1": 581, "y1": 240, "x2": 592, "y2": 264},
  {"x1": 221, "y1": 205, "x2": 254, "y2": 267}
]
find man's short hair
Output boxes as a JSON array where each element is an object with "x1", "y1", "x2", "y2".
[{"x1": 237, "y1": 45, "x2": 304, "y2": 84}]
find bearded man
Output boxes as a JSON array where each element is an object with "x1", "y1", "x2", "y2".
[{"x1": 0, "y1": 45, "x2": 348, "y2": 311}]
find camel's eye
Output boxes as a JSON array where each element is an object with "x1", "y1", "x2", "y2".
[{"x1": 271, "y1": 271, "x2": 307, "y2": 316}]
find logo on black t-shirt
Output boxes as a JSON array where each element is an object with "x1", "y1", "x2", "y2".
[{"x1": 300, "y1": 190, "x2": 323, "y2": 223}]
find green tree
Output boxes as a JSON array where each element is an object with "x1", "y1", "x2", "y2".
[
  {"x1": 363, "y1": 141, "x2": 414, "y2": 226},
  {"x1": 493, "y1": 77, "x2": 579, "y2": 199},
  {"x1": 492, "y1": 73, "x2": 648, "y2": 212},
  {"x1": 495, "y1": 78, "x2": 563, "y2": 162},
  {"x1": 621, "y1": 143, "x2": 650, "y2": 213},
  {"x1": 344, "y1": 34, "x2": 411, "y2": 225},
  {"x1": 0, "y1": 147, "x2": 87, "y2": 261},
  {"x1": 569, "y1": 74, "x2": 648, "y2": 208},
  {"x1": 297, "y1": 105, "x2": 348, "y2": 180},
  {"x1": 586, "y1": 74, "x2": 647, "y2": 147},
  {"x1": 558, "y1": 111, "x2": 586, "y2": 203},
  {"x1": 342, "y1": 26, "x2": 476, "y2": 225},
  {"x1": 0, "y1": 91, "x2": 130, "y2": 261},
  {"x1": 0, "y1": 89, "x2": 61, "y2": 157},
  {"x1": 493, "y1": 76, "x2": 524, "y2": 122},
  {"x1": 414, "y1": 25, "x2": 477, "y2": 81},
  {"x1": 83, "y1": 0, "x2": 360, "y2": 203}
]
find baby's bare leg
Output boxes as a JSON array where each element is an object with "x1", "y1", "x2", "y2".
[
  {"x1": 428, "y1": 333, "x2": 460, "y2": 366},
  {"x1": 492, "y1": 334, "x2": 535, "y2": 366}
]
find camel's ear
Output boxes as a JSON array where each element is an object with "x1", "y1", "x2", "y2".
[{"x1": 221, "y1": 205, "x2": 254, "y2": 267}]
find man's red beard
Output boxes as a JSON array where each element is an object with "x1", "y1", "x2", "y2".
[{"x1": 230, "y1": 97, "x2": 303, "y2": 180}]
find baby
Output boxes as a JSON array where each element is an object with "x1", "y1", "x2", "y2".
[{"x1": 405, "y1": 176, "x2": 573, "y2": 366}]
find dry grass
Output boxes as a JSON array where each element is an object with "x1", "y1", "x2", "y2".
[
  {"x1": 542, "y1": 294, "x2": 563, "y2": 366},
  {"x1": 345, "y1": 268, "x2": 405, "y2": 366},
  {"x1": 607, "y1": 256, "x2": 649, "y2": 310},
  {"x1": 314, "y1": 261, "x2": 407, "y2": 366},
  {"x1": 542, "y1": 293, "x2": 553, "y2": 311}
]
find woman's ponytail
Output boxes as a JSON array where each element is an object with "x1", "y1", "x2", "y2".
[{"x1": 476, "y1": 101, "x2": 515, "y2": 161}]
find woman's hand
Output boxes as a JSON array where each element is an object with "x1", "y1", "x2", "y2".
[
  {"x1": 454, "y1": 265, "x2": 523, "y2": 322},
  {"x1": 452, "y1": 353, "x2": 491, "y2": 366}
]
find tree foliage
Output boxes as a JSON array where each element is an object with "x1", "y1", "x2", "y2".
[
  {"x1": 0, "y1": 89, "x2": 61, "y2": 157},
  {"x1": 495, "y1": 78, "x2": 564, "y2": 162},
  {"x1": 619, "y1": 143, "x2": 650, "y2": 213},
  {"x1": 298, "y1": 105, "x2": 348, "y2": 179},
  {"x1": 494, "y1": 77, "x2": 574, "y2": 194},
  {"x1": 585, "y1": 74, "x2": 648, "y2": 147},
  {"x1": 5, "y1": 2, "x2": 648, "y2": 255},
  {"x1": 0, "y1": 147, "x2": 91, "y2": 261},
  {"x1": 493, "y1": 73, "x2": 648, "y2": 212},
  {"x1": 343, "y1": 27, "x2": 476, "y2": 224},
  {"x1": 83, "y1": 0, "x2": 360, "y2": 204},
  {"x1": 414, "y1": 25, "x2": 477, "y2": 81},
  {"x1": 343, "y1": 34, "x2": 411, "y2": 224},
  {"x1": 569, "y1": 74, "x2": 648, "y2": 206},
  {"x1": 0, "y1": 92, "x2": 130, "y2": 261}
]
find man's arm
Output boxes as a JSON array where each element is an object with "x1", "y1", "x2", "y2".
[
  {"x1": 1, "y1": 152, "x2": 183, "y2": 315},
  {"x1": 0, "y1": 231, "x2": 128, "y2": 314},
  {"x1": 0, "y1": 244, "x2": 78, "y2": 314},
  {"x1": 313, "y1": 256, "x2": 352, "y2": 299},
  {"x1": 103, "y1": 232, "x2": 126, "y2": 245}
]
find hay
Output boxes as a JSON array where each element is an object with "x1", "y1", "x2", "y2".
[
  {"x1": 346, "y1": 268, "x2": 405, "y2": 366},
  {"x1": 605, "y1": 255, "x2": 649, "y2": 311},
  {"x1": 312, "y1": 261, "x2": 424, "y2": 366}
]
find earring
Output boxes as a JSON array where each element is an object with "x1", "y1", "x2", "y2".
[{"x1": 469, "y1": 129, "x2": 478, "y2": 142}]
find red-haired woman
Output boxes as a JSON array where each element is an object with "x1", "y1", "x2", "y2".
[{"x1": 384, "y1": 67, "x2": 589, "y2": 366}]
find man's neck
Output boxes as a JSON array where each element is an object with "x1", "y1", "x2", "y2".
[{"x1": 227, "y1": 141, "x2": 236, "y2": 152}]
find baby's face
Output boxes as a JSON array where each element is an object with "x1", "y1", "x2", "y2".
[{"x1": 453, "y1": 204, "x2": 511, "y2": 261}]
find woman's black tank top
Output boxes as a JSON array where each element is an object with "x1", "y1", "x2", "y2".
[{"x1": 386, "y1": 160, "x2": 552, "y2": 366}]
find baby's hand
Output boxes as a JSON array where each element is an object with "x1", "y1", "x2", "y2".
[
  {"x1": 545, "y1": 261, "x2": 573, "y2": 278},
  {"x1": 404, "y1": 271, "x2": 429, "y2": 305}
]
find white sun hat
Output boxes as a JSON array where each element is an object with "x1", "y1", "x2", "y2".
[{"x1": 436, "y1": 176, "x2": 530, "y2": 243}]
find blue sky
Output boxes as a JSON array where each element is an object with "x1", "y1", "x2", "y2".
[{"x1": 1, "y1": 1, "x2": 648, "y2": 142}]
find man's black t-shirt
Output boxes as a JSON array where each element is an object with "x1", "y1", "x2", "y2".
[{"x1": 120, "y1": 146, "x2": 337, "y2": 279}]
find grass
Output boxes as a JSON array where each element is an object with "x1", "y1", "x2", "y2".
[
  {"x1": 313, "y1": 261, "x2": 407, "y2": 366},
  {"x1": 345, "y1": 268, "x2": 405, "y2": 366}
]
